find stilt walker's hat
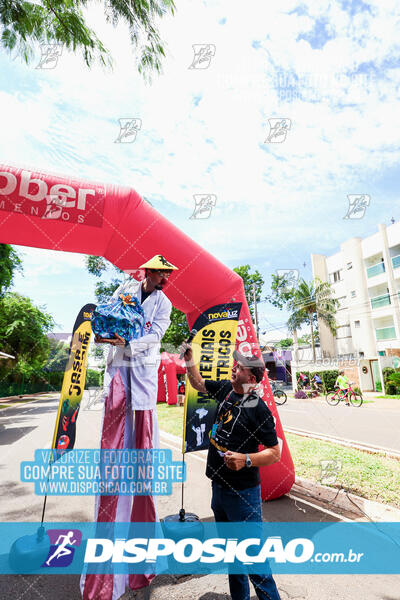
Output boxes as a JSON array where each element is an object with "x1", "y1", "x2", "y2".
[{"x1": 139, "y1": 255, "x2": 178, "y2": 270}]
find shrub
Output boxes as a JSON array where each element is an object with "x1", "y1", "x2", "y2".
[
  {"x1": 388, "y1": 372, "x2": 400, "y2": 387},
  {"x1": 85, "y1": 369, "x2": 102, "y2": 388},
  {"x1": 297, "y1": 369, "x2": 338, "y2": 393},
  {"x1": 383, "y1": 367, "x2": 400, "y2": 395}
]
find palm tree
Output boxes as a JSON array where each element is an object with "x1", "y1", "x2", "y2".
[{"x1": 287, "y1": 278, "x2": 339, "y2": 363}]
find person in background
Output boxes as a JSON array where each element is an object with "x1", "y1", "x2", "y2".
[
  {"x1": 312, "y1": 373, "x2": 323, "y2": 393},
  {"x1": 298, "y1": 372, "x2": 309, "y2": 389},
  {"x1": 335, "y1": 370, "x2": 351, "y2": 406},
  {"x1": 177, "y1": 378, "x2": 185, "y2": 406}
]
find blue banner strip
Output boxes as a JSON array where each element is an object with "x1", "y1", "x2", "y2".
[{"x1": 1, "y1": 522, "x2": 400, "y2": 575}]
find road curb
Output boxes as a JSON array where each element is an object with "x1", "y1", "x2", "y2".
[
  {"x1": 0, "y1": 391, "x2": 54, "y2": 403},
  {"x1": 293, "y1": 477, "x2": 400, "y2": 522},
  {"x1": 284, "y1": 427, "x2": 400, "y2": 459}
]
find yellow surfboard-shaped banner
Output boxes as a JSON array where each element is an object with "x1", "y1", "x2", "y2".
[
  {"x1": 183, "y1": 302, "x2": 242, "y2": 454},
  {"x1": 50, "y1": 303, "x2": 96, "y2": 456}
]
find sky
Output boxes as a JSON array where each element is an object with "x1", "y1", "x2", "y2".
[{"x1": 1, "y1": 0, "x2": 399, "y2": 337}]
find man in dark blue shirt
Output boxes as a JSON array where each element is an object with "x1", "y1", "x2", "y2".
[{"x1": 181, "y1": 343, "x2": 281, "y2": 600}]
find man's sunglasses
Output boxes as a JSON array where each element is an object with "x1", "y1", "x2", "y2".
[{"x1": 151, "y1": 269, "x2": 172, "y2": 278}]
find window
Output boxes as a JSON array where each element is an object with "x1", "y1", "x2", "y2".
[
  {"x1": 354, "y1": 320, "x2": 360, "y2": 328},
  {"x1": 351, "y1": 290, "x2": 356, "y2": 298},
  {"x1": 336, "y1": 325, "x2": 351, "y2": 338},
  {"x1": 347, "y1": 262, "x2": 353, "y2": 270},
  {"x1": 329, "y1": 270, "x2": 342, "y2": 284}
]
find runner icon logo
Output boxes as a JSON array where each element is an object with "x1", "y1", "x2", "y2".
[{"x1": 43, "y1": 529, "x2": 82, "y2": 567}]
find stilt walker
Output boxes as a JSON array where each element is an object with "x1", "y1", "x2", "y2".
[{"x1": 81, "y1": 255, "x2": 178, "y2": 600}]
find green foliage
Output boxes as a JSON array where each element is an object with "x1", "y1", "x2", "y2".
[
  {"x1": 387, "y1": 370, "x2": 400, "y2": 394},
  {"x1": 286, "y1": 433, "x2": 400, "y2": 508},
  {"x1": 233, "y1": 264, "x2": 264, "y2": 318},
  {"x1": 0, "y1": 0, "x2": 176, "y2": 77},
  {"x1": 85, "y1": 255, "x2": 124, "y2": 303},
  {"x1": 43, "y1": 338, "x2": 69, "y2": 372},
  {"x1": 94, "y1": 279, "x2": 122, "y2": 303},
  {"x1": 86, "y1": 255, "x2": 109, "y2": 278},
  {"x1": 162, "y1": 307, "x2": 189, "y2": 352},
  {"x1": 265, "y1": 274, "x2": 296, "y2": 310},
  {"x1": 0, "y1": 244, "x2": 22, "y2": 298},
  {"x1": 86, "y1": 369, "x2": 102, "y2": 387},
  {"x1": 382, "y1": 367, "x2": 400, "y2": 395},
  {"x1": 0, "y1": 292, "x2": 55, "y2": 380},
  {"x1": 298, "y1": 332, "x2": 320, "y2": 345},
  {"x1": 276, "y1": 338, "x2": 293, "y2": 348}
]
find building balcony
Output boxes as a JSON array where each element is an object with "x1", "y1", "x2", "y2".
[
  {"x1": 375, "y1": 326, "x2": 396, "y2": 340},
  {"x1": 367, "y1": 262, "x2": 385, "y2": 278},
  {"x1": 371, "y1": 293, "x2": 391, "y2": 309},
  {"x1": 392, "y1": 255, "x2": 400, "y2": 271}
]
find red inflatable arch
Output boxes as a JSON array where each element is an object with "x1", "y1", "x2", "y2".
[{"x1": 0, "y1": 163, "x2": 295, "y2": 499}]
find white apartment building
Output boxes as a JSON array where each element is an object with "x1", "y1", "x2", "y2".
[{"x1": 311, "y1": 222, "x2": 400, "y2": 392}]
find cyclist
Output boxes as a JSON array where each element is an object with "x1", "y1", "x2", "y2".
[
  {"x1": 312, "y1": 373, "x2": 323, "y2": 393},
  {"x1": 335, "y1": 370, "x2": 350, "y2": 406},
  {"x1": 298, "y1": 372, "x2": 309, "y2": 389}
]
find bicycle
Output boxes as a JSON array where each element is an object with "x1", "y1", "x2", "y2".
[
  {"x1": 325, "y1": 383, "x2": 363, "y2": 407},
  {"x1": 270, "y1": 380, "x2": 287, "y2": 406}
]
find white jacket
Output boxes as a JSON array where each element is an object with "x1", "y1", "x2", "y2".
[{"x1": 102, "y1": 278, "x2": 172, "y2": 409}]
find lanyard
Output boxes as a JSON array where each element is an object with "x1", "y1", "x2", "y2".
[{"x1": 215, "y1": 389, "x2": 257, "y2": 421}]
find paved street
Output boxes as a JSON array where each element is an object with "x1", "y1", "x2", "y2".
[
  {"x1": 0, "y1": 392, "x2": 399, "y2": 599},
  {"x1": 277, "y1": 395, "x2": 400, "y2": 452}
]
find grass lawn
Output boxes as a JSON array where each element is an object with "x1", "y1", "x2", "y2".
[
  {"x1": 377, "y1": 395, "x2": 400, "y2": 399},
  {"x1": 286, "y1": 433, "x2": 400, "y2": 509},
  {"x1": 157, "y1": 403, "x2": 184, "y2": 437},
  {"x1": 156, "y1": 403, "x2": 400, "y2": 509}
]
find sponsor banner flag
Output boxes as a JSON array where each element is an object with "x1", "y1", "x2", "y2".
[
  {"x1": 183, "y1": 302, "x2": 241, "y2": 453},
  {"x1": 51, "y1": 304, "x2": 96, "y2": 456}
]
